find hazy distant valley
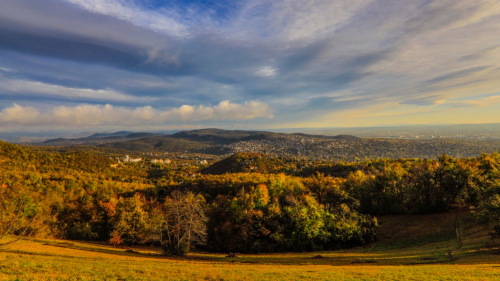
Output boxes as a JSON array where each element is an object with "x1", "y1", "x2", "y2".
[{"x1": 19, "y1": 125, "x2": 500, "y2": 162}]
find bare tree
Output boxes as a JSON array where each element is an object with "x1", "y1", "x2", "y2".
[{"x1": 148, "y1": 190, "x2": 207, "y2": 256}]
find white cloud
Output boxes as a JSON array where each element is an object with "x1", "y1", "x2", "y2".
[
  {"x1": 267, "y1": 0, "x2": 374, "y2": 41},
  {"x1": 64, "y1": 0, "x2": 374, "y2": 41},
  {"x1": 0, "y1": 78, "x2": 155, "y2": 102},
  {"x1": 64, "y1": 0, "x2": 188, "y2": 36},
  {"x1": 0, "y1": 101, "x2": 274, "y2": 128},
  {"x1": 225, "y1": 0, "x2": 374, "y2": 41},
  {"x1": 255, "y1": 66, "x2": 277, "y2": 77}
]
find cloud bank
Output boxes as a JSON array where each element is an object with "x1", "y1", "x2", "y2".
[{"x1": 0, "y1": 101, "x2": 273, "y2": 129}]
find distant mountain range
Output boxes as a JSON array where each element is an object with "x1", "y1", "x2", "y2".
[
  {"x1": 40, "y1": 132, "x2": 162, "y2": 146},
  {"x1": 86, "y1": 131, "x2": 137, "y2": 138},
  {"x1": 20, "y1": 127, "x2": 500, "y2": 161},
  {"x1": 169, "y1": 128, "x2": 359, "y2": 142},
  {"x1": 4, "y1": 123, "x2": 500, "y2": 144},
  {"x1": 35, "y1": 128, "x2": 359, "y2": 154}
]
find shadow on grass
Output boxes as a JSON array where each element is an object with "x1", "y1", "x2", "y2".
[
  {"x1": 3, "y1": 219, "x2": 499, "y2": 268},
  {"x1": 29, "y1": 240, "x2": 229, "y2": 263}
]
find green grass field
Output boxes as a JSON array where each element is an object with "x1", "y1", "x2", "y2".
[{"x1": 1, "y1": 210, "x2": 500, "y2": 280}]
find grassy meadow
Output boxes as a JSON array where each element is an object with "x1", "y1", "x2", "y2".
[{"x1": 1, "y1": 210, "x2": 500, "y2": 280}]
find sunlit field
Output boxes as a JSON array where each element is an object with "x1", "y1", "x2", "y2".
[{"x1": 2, "y1": 211, "x2": 500, "y2": 280}]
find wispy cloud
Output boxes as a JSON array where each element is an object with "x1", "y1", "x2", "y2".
[
  {"x1": 0, "y1": 77, "x2": 155, "y2": 103},
  {"x1": 1, "y1": 0, "x2": 500, "y2": 129},
  {"x1": 64, "y1": 0, "x2": 188, "y2": 36},
  {"x1": 426, "y1": 66, "x2": 491, "y2": 85}
]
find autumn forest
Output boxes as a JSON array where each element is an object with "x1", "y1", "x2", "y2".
[{"x1": 3, "y1": 140, "x2": 500, "y2": 258}]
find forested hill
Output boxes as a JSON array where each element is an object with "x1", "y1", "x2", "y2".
[
  {"x1": 39, "y1": 132, "x2": 159, "y2": 146},
  {"x1": 168, "y1": 128, "x2": 360, "y2": 142},
  {"x1": 38, "y1": 128, "x2": 360, "y2": 152},
  {"x1": 200, "y1": 152, "x2": 283, "y2": 175},
  {"x1": 4, "y1": 139, "x2": 500, "y2": 255},
  {"x1": 200, "y1": 152, "x2": 359, "y2": 177},
  {"x1": 170, "y1": 128, "x2": 280, "y2": 142},
  {"x1": 0, "y1": 141, "x2": 115, "y2": 173}
]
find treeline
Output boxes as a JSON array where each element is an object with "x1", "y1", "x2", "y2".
[
  {"x1": 2, "y1": 141, "x2": 500, "y2": 255},
  {"x1": 0, "y1": 141, "x2": 152, "y2": 240},
  {"x1": 345, "y1": 153, "x2": 500, "y2": 215},
  {"x1": 0, "y1": 142, "x2": 375, "y2": 253},
  {"x1": 183, "y1": 173, "x2": 377, "y2": 252}
]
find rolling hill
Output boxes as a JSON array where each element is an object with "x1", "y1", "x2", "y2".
[
  {"x1": 98, "y1": 128, "x2": 361, "y2": 155},
  {"x1": 200, "y1": 152, "x2": 283, "y2": 174},
  {"x1": 169, "y1": 128, "x2": 280, "y2": 143},
  {"x1": 39, "y1": 132, "x2": 161, "y2": 146},
  {"x1": 35, "y1": 128, "x2": 361, "y2": 156}
]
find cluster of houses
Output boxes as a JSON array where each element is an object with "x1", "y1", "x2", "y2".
[
  {"x1": 151, "y1": 159, "x2": 171, "y2": 164},
  {"x1": 120, "y1": 155, "x2": 143, "y2": 163},
  {"x1": 110, "y1": 155, "x2": 209, "y2": 168},
  {"x1": 114, "y1": 155, "x2": 174, "y2": 164}
]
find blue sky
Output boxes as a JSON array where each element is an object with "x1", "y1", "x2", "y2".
[{"x1": 0, "y1": 0, "x2": 500, "y2": 131}]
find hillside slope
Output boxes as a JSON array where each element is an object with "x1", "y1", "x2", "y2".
[
  {"x1": 40, "y1": 132, "x2": 160, "y2": 146},
  {"x1": 0, "y1": 140, "x2": 115, "y2": 173},
  {"x1": 1, "y1": 209, "x2": 498, "y2": 280},
  {"x1": 200, "y1": 152, "x2": 284, "y2": 174},
  {"x1": 100, "y1": 136, "x2": 212, "y2": 153},
  {"x1": 170, "y1": 128, "x2": 279, "y2": 143}
]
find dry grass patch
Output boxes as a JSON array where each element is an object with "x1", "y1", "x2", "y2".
[{"x1": 1, "y1": 211, "x2": 500, "y2": 280}]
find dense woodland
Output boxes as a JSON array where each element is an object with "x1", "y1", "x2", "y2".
[{"x1": 2, "y1": 141, "x2": 500, "y2": 255}]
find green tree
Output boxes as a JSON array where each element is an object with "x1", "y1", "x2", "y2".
[
  {"x1": 0, "y1": 187, "x2": 39, "y2": 247},
  {"x1": 114, "y1": 194, "x2": 149, "y2": 245},
  {"x1": 474, "y1": 182, "x2": 500, "y2": 239}
]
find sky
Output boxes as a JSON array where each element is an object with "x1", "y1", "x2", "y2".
[{"x1": 1, "y1": 0, "x2": 500, "y2": 132}]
